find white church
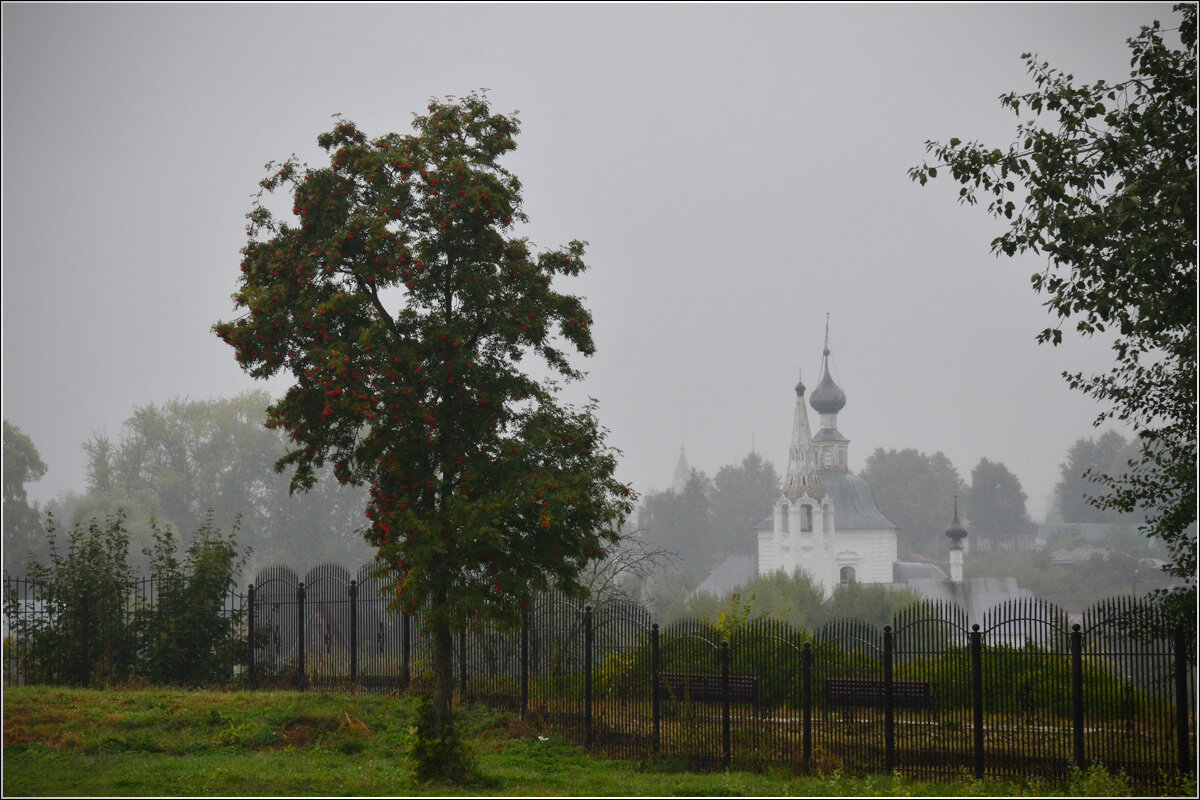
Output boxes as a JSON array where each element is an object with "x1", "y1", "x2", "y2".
[{"x1": 754, "y1": 338, "x2": 900, "y2": 598}]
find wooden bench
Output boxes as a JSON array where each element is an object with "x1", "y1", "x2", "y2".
[
  {"x1": 824, "y1": 677, "x2": 935, "y2": 720},
  {"x1": 656, "y1": 672, "x2": 759, "y2": 706}
]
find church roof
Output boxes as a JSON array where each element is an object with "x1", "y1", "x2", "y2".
[
  {"x1": 754, "y1": 471, "x2": 896, "y2": 531},
  {"x1": 821, "y1": 471, "x2": 897, "y2": 529},
  {"x1": 812, "y1": 427, "x2": 848, "y2": 442}
]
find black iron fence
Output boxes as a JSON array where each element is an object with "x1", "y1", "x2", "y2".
[{"x1": 4, "y1": 564, "x2": 1195, "y2": 790}]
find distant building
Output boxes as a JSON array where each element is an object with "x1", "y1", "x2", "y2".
[
  {"x1": 746, "y1": 329, "x2": 1032, "y2": 619},
  {"x1": 755, "y1": 333, "x2": 898, "y2": 598}
]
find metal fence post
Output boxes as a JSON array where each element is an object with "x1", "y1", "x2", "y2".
[
  {"x1": 584, "y1": 605, "x2": 593, "y2": 747},
  {"x1": 247, "y1": 584, "x2": 256, "y2": 690},
  {"x1": 401, "y1": 613, "x2": 411, "y2": 691},
  {"x1": 1071, "y1": 623, "x2": 1084, "y2": 767},
  {"x1": 651, "y1": 623, "x2": 661, "y2": 755},
  {"x1": 80, "y1": 589, "x2": 90, "y2": 688},
  {"x1": 802, "y1": 641, "x2": 813, "y2": 775},
  {"x1": 349, "y1": 580, "x2": 357, "y2": 688},
  {"x1": 721, "y1": 639, "x2": 731, "y2": 768},
  {"x1": 884, "y1": 625, "x2": 895, "y2": 772},
  {"x1": 520, "y1": 609, "x2": 530, "y2": 719},
  {"x1": 459, "y1": 628, "x2": 468, "y2": 700},
  {"x1": 970, "y1": 624, "x2": 984, "y2": 780},
  {"x1": 1175, "y1": 626, "x2": 1191, "y2": 775},
  {"x1": 297, "y1": 582, "x2": 306, "y2": 691}
]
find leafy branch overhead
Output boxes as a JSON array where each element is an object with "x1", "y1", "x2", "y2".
[{"x1": 910, "y1": 6, "x2": 1196, "y2": 614}]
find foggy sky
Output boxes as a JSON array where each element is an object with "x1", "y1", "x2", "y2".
[{"x1": 2, "y1": 3, "x2": 1175, "y2": 522}]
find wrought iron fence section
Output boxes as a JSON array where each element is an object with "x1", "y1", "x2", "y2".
[{"x1": 3, "y1": 564, "x2": 1194, "y2": 793}]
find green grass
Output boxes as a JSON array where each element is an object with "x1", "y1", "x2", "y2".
[{"x1": 2, "y1": 686, "x2": 1188, "y2": 796}]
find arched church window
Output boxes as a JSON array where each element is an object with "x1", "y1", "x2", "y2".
[
  {"x1": 840, "y1": 566, "x2": 855, "y2": 585},
  {"x1": 780, "y1": 503, "x2": 789, "y2": 533},
  {"x1": 800, "y1": 504, "x2": 812, "y2": 532}
]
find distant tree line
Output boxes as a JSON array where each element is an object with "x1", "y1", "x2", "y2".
[
  {"x1": 1, "y1": 407, "x2": 1148, "y2": 589},
  {"x1": 3, "y1": 392, "x2": 371, "y2": 579},
  {"x1": 632, "y1": 432, "x2": 1148, "y2": 577}
]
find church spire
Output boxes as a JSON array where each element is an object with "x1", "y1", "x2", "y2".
[
  {"x1": 672, "y1": 446, "x2": 690, "y2": 492},
  {"x1": 783, "y1": 368, "x2": 820, "y2": 500}
]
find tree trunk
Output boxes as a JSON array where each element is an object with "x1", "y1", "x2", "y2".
[{"x1": 429, "y1": 595, "x2": 455, "y2": 737}]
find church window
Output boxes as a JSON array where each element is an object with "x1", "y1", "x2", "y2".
[
  {"x1": 779, "y1": 503, "x2": 789, "y2": 533},
  {"x1": 800, "y1": 504, "x2": 812, "y2": 532},
  {"x1": 823, "y1": 448, "x2": 833, "y2": 467},
  {"x1": 840, "y1": 566, "x2": 856, "y2": 585},
  {"x1": 838, "y1": 449, "x2": 845, "y2": 466}
]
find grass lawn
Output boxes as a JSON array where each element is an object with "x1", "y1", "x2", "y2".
[{"x1": 1, "y1": 686, "x2": 1185, "y2": 796}]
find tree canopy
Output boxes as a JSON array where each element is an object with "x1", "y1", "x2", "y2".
[
  {"x1": 3, "y1": 421, "x2": 47, "y2": 574},
  {"x1": 213, "y1": 93, "x2": 633, "y2": 739},
  {"x1": 860, "y1": 447, "x2": 966, "y2": 560},
  {"x1": 72, "y1": 392, "x2": 370, "y2": 573},
  {"x1": 910, "y1": 5, "x2": 1196, "y2": 621},
  {"x1": 965, "y1": 457, "x2": 1035, "y2": 547},
  {"x1": 637, "y1": 451, "x2": 780, "y2": 576},
  {"x1": 1052, "y1": 431, "x2": 1140, "y2": 524}
]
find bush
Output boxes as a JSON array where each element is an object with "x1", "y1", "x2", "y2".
[
  {"x1": 406, "y1": 693, "x2": 478, "y2": 784},
  {"x1": 136, "y1": 513, "x2": 248, "y2": 684},
  {"x1": 3, "y1": 510, "x2": 248, "y2": 687}
]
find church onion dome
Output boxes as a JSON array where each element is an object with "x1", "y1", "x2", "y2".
[
  {"x1": 809, "y1": 349, "x2": 846, "y2": 414},
  {"x1": 944, "y1": 498, "x2": 968, "y2": 550},
  {"x1": 795, "y1": 370, "x2": 806, "y2": 397}
]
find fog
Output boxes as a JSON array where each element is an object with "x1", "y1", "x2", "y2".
[{"x1": 3, "y1": 3, "x2": 1169, "y2": 522}]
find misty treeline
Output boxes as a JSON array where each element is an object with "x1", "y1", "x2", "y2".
[
  {"x1": 633, "y1": 434, "x2": 1151, "y2": 584},
  {"x1": 2, "y1": 406, "x2": 1151, "y2": 594},
  {"x1": 3, "y1": 392, "x2": 372, "y2": 580}
]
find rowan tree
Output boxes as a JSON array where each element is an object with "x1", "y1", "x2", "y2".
[
  {"x1": 910, "y1": 5, "x2": 1196, "y2": 626},
  {"x1": 214, "y1": 93, "x2": 634, "y2": 737}
]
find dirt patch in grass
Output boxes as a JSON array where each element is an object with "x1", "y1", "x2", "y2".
[
  {"x1": 281, "y1": 716, "x2": 338, "y2": 746},
  {"x1": 3, "y1": 707, "x2": 75, "y2": 748},
  {"x1": 485, "y1": 715, "x2": 540, "y2": 741}
]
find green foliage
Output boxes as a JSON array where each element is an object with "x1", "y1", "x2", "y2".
[
  {"x1": 966, "y1": 549, "x2": 1177, "y2": 612},
  {"x1": 965, "y1": 458, "x2": 1035, "y2": 546},
  {"x1": 3, "y1": 420, "x2": 48, "y2": 575},
  {"x1": 136, "y1": 514, "x2": 249, "y2": 685},
  {"x1": 639, "y1": 452, "x2": 780, "y2": 575},
  {"x1": 911, "y1": 5, "x2": 1196, "y2": 628},
  {"x1": 1066, "y1": 763, "x2": 1132, "y2": 797},
  {"x1": 15, "y1": 512, "x2": 138, "y2": 684},
  {"x1": 4, "y1": 511, "x2": 249, "y2": 686},
  {"x1": 639, "y1": 470, "x2": 718, "y2": 575},
  {"x1": 664, "y1": 569, "x2": 921, "y2": 633},
  {"x1": 73, "y1": 392, "x2": 370, "y2": 574},
  {"x1": 860, "y1": 448, "x2": 966, "y2": 560},
  {"x1": 406, "y1": 693, "x2": 479, "y2": 784},
  {"x1": 710, "y1": 452, "x2": 780, "y2": 554},
  {"x1": 214, "y1": 93, "x2": 633, "y2": 735},
  {"x1": 1052, "y1": 432, "x2": 1140, "y2": 524}
]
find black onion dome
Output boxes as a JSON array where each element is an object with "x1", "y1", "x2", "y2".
[
  {"x1": 809, "y1": 350, "x2": 846, "y2": 414},
  {"x1": 944, "y1": 501, "x2": 968, "y2": 548},
  {"x1": 794, "y1": 368, "x2": 806, "y2": 396}
]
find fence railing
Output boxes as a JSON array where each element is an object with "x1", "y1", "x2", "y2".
[{"x1": 4, "y1": 564, "x2": 1195, "y2": 790}]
